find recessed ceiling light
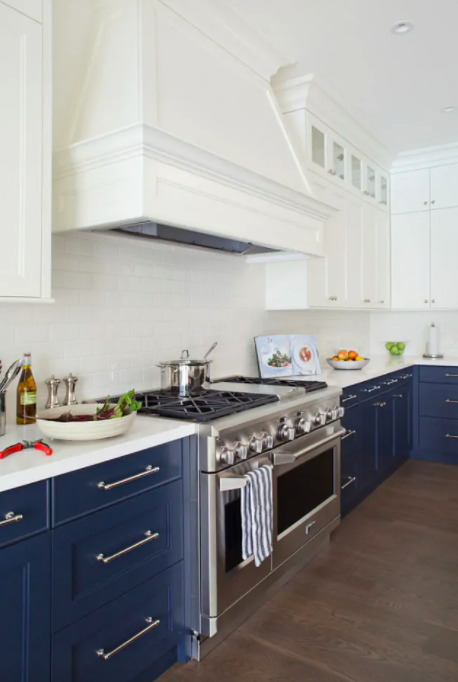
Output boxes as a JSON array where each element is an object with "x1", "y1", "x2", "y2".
[
  {"x1": 391, "y1": 21, "x2": 413, "y2": 34},
  {"x1": 443, "y1": 106, "x2": 457, "y2": 113}
]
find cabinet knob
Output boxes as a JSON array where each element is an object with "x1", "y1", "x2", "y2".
[
  {"x1": 424, "y1": 299, "x2": 429, "y2": 304},
  {"x1": 423, "y1": 201, "x2": 428, "y2": 205},
  {"x1": 432, "y1": 299, "x2": 435, "y2": 304},
  {"x1": 431, "y1": 200, "x2": 436, "y2": 205},
  {"x1": 364, "y1": 299, "x2": 371, "y2": 303},
  {"x1": 379, "y1": 300, "x2": 385, "y2": 304}
]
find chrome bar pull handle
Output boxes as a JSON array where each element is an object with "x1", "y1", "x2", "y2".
[
  {"x1": 97, "y1": 531, "x2": 159, "y2": 564},
  {"x1": 341, "y1": 476, "x2": 357, "y2": 490},
  {"x1": 0, "y1": 511, "x2": 23, "y2": 527},
  {"x1": 274, "y1": 429, "x2": 346, "y2": 466},
  {"x1": 98, "y1": 466, "x2": 160, "y2": 490},
  {"x1": 342, "y1": 429, "x2": 356, "y2": 441},
  {"x1": 446, "y1": 399, "x2": 458, "y2": 404},
  {"x1": 219, "y1": 475, "x2": 248, "y2": 492},
  {"x1": 445, "y1": 374, "x2": 458, "y2": 378},
  {"x1": 96, "y1": 617, "x2": 160, "y2": 660},
  {"x1": 445, "y1": 434, "x2": 458, "y2": 439},
  {"x1": 342, "y1": 394, "x2": 357, "y2": 403}
]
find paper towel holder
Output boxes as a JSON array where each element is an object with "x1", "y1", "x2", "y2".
[{"x1": 423, "y1": 323, "x2": 444, "y2": 359}]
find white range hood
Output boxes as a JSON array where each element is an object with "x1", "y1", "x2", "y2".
[{"x1": 53, "y1": 0, "x2": 336, "y2": 256}]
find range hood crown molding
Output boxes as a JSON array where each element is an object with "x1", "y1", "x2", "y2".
[{"x1": 53, "y1": 0, "x2": 337, "y2": 257}]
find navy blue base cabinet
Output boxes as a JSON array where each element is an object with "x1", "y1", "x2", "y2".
[
  {"x1": 0, "y1": 533, "x2": 51, "y2": 682},
  {"x1": 0, "y1": 436, "x2": 193, "y2": 682},
  {"x1": 341, "y1": 369, "x2": 413, "y2": 515},
  {"x1": 415, "y1": 366, "x2": 458, "y2": 463}
]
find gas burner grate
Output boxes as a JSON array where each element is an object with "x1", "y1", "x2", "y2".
[
  {"x1": 216, "y1": 376, "x2": 328, "y2": 392},
  {"x1": 98, "y1": 389, "x2": 279, "y2": 423}
]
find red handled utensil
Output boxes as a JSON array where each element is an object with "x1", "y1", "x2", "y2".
[{"x1": 0, "y1": 439, "x2": 53, "y2": 459}]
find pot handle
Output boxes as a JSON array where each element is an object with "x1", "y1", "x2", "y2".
[{"x1": 181, "y1": 350, "x2": 190, "y2": 359}]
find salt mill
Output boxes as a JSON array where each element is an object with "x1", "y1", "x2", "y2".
[
  {"x1": 45, "y1": 376, "x2": 61, "y2": 409},
  {"x1": 63, "y1": 373, "x2": 78, "y2": 406}
]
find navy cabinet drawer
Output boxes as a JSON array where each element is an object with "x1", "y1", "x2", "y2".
[
  {"x1": 53, "y1": 441, "x2": 183, "y2": 524},
  {"x1": 420, "y1": 384, "x2": 458, "y2": 419},
  {"x1": 419, "y1": 417, "x2": 458, "y2": 458},
  {"x1": 53, "y1": 563, "x2": 183, "y2": 682},
  {"x1": 341, "y1": 406, "x2": 362, "y2": 460},
  {"x1": 420, "y1": 366, "x2": 458, "y2": 385},
  {"x1": 53, "y1": 480, "x2": 183, "y2": 630},
  {"x1": 341, "y1": 452, "x2": 359, "y2": 513},
  {"x1": 341, "y1": 388, "x2": 360, "y2": 408},
  {"x1": 0, "y1": 480, "x2": 49, "y2": 548}
]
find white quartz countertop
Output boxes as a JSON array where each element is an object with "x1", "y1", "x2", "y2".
[
  {"x1": 312, "y1": 354, "x2": 458, "y2": 390},
  {"x1": 0, "y1": 415, "x2": 196, "y2": 493}
]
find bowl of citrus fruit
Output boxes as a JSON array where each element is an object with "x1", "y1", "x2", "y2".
[
  {"x1": 385, "y1": 341, "x2": 406, "y2": 356},
  {"x1": 327, "y1": 350, "x2": 370, "y2": 370}
]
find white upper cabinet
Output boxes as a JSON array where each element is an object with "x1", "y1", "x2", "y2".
[
  {"x1": 430, "y1": 163, "x2": 458, "y2": 210},
  {"x1": 391, "y1": 169, "x2": 430, "y2": 214},
  {"x1": 0, "y1": 1, "x2": 50, "y2": 300},
  {"x1": 391, "y1": 212, "x2": 431, "y2": 309},
  {"x1": 430, "y1": 208, "x2": 458, "y2": 308}
]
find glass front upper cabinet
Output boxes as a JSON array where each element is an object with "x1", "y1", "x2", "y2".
[
  {"x1": 380, "y1": 175, "x2": 388, "y2": 205},
  {"x1": 351, "y1": 154, "x2": 362, "y2": 190},
  {"x1": 366, "y1": 166, "x2": 376, "y2": 198},
  {"x1": 333, "y1": 141, "x2": 345, "y2": 180},
  {"x1": 311, "y1": 126, "x2": 326, "y2": 169}
]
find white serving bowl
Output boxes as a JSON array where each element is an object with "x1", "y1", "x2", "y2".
[
  {"x1": 326, "y1": 358, "x2": 370, "y2": 371},
  {"x1": 36, "y1": 404, "x2": 137, "y2": 441}
]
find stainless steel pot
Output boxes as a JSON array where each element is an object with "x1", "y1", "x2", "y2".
[{"x1": 158, "y1": 348, "x2": 214, "y2": 396}]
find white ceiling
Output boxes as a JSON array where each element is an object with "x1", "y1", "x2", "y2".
[{"x1": 228, "y1": 0, "x2": 458, "y2": 154}]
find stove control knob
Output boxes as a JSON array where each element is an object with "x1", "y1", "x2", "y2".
[
  {"x1": 277, "y1": 421, "x2": 296, "y2": 442},
  {"x1": 294, "y1": 416, "x2": 311, "y2": 435},
  {"x1": 330, "y1": 405, "x2": 340, "y2": 420},
  {"x1": 218, "y1": 447, "x2": 235, "y2": 466},
  {"x1": 338, "y1": 406, "x2": 345, "y2": 419},
  {"x1": 235, "y1": 442, "x2": 248, "y2": 461},
  {"x1": 249, "y1": 436, "x2": 264, "y2": 454},
  {"x1": 314, "y1": 412, "x2": 327, "y2": 427},
  {"x1": 262, "y1": 432, "x2": 274, "y2": 450}
]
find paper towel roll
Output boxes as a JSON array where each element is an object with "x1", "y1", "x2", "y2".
[{"x1": 428, "y1": 324, "x2": 439, "y2": 356}]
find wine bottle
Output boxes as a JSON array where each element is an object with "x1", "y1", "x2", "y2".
[{"x1": 16, "y1": 352, "x2": 37, "y2": 425}]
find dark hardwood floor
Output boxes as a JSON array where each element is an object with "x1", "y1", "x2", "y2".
[{"x1": 162, "y1": 460, "x2": 458, "y2": 682}]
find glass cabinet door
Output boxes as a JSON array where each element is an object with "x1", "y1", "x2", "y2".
[
  {"x1": 351, "y1": 154, "x2": 362, "y2": 190},
  {"x1": 311, "y1": 125, "x2": 326, "y2": 169},
  {"x1": 366, "y1": 166, "x2": 376, "y2": 198},
  {"x1": 333, "y1": 141, "x2": 345, "y2": 180},
  {"x1": 380, "y1": 175, "x2": 388, "y2": 206}
]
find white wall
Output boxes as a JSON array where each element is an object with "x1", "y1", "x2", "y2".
[
  {"x1": 0, "y1": 232, "x2": 266, "y2": 414},
  {"x1": 369, "y1": 310, "x2": 458, "y2": 357}
]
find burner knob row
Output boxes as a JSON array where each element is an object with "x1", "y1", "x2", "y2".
[{"x1": 250, "y1": 432, "x2": 274, "y2": 453}]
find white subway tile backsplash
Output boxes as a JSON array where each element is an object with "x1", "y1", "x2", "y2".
[{"x1": 50, "y1": 323, "x2": 80, "y2": 342}]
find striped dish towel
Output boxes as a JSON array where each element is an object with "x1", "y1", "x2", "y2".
[{"x1": 241, "y1": 465, "x2": 273, "y2": 567}]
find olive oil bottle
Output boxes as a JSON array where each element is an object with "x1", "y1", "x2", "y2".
[{"x1": 16, "y1": 352, "x2": 37, "y2": 425}]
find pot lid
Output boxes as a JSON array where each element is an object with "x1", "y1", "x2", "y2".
[{"x1": 158, "y1": 350, "x2": 212, "y2": 367}]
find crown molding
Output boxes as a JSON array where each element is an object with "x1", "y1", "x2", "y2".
[
  {"x1": 392, "y1": 141, "x2": 458, "y2": 173},
  {"x1": 53, "y1": 123, "x2": 337, "y2": 221},
  {"x1": 274, "y1": 74, "x2": 395, "y2": 172}
]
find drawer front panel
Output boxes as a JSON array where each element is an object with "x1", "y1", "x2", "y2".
[
  {"x1": 341, "y1": 452, "x2": 359, "y2": 513},
  {"x1": 53, "y1": 563, "x2": 183, "y2": 682},
  {"x1": 53, "y1": 480, "x2": 183, "y2": 630},
  {"x1": 419, "y1": 417, "x2": 458, "y2": 457},
  {"x1": 0, "y1": 480, "x2": 48, "y2": 548},
  {"x1": 420, "y1": 366, "x2": 458, "y2": 385},
  {"x1": 53, "y1": 440, "x2": 183, "y2": 524},
  {"x1": 420, "y1": 384, "x2": 458, "y2": 419},
  {"x1": 341, "y1": 406, "x2": 362, "y2": 460},
  {"x1": 341, "y1": 388, "x2": 361, "y2": 408}
]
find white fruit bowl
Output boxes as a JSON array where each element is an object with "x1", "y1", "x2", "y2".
[
  {"x1": 36, "y1": 404, "x2": 137, "y2": 441},
  {"x1": 326, "y1": 358, "x2": 370, "y2": 371}
]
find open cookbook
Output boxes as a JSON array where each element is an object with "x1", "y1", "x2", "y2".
[{"x1": 254, "y1": 335, "x2": 321, "y2": 378}]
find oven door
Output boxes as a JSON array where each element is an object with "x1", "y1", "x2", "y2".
[
  {"x1": 272, "y1": 424, "x2": 344, "y2": 570},
  {"x1": 200, "y1": 454, "x2": 272, "y2": 624}
]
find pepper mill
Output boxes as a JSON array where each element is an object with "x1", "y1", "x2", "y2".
[
  {"x1": 45, "y1": 376, "x2": 61, "y2": 409},
  {"x1": 63, "y1": 373, "x2": 78, "y2": 406}
]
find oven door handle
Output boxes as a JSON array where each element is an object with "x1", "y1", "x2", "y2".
[
  {"x1": 218, "y1": 475, "x2": 248, "y2": 492},
  {"x1": 273, "y1": 429, "x2": 346, "y2": 466}
]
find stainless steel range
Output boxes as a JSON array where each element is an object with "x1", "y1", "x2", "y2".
[{"x1": 101, "y1": 375, "x2": 344, "y2": 658}]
